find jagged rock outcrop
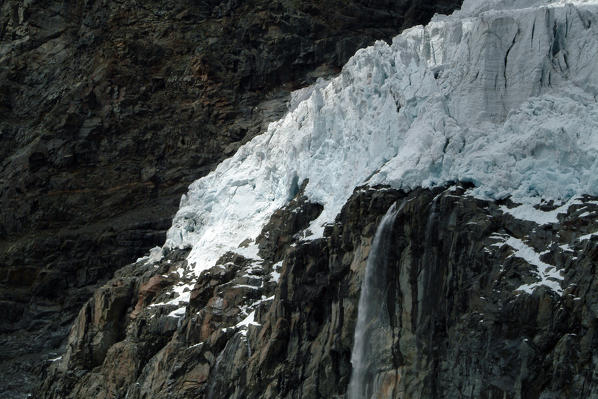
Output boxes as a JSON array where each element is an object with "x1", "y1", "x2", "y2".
[
  {"x1": 39, "y1": 184, "x2": 598, "y2": 398},
  {"x1": 0, "y1": 1, "x2": 463, "y2": 397}
]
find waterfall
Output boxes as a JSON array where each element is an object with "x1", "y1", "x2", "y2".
[{"x1": 347, "y1": 203, "x2": 400, "y2": 399}]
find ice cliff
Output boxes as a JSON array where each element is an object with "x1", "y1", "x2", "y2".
[{"x1": 164, "y1": 0, "x2": 598, "y2": 277}]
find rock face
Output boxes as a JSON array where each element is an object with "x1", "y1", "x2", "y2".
[
  {"x1": 39, "y1": 184, "x2": 598, "y2": 398},
  {"x1": 0, "y1": 1, "x2": 462, "y2": 397}
]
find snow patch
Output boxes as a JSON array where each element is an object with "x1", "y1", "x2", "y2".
[
  {"x1": 578, "y1": 232, "x2": 598, "y2": 241},
  {"x1": 150, "y1": 283, "x2": 192, "y2": 308},
  {"x1": 232, "y1": 284, "x2": 260, "y2": 290},
  {"x1": 270, "y1": 270, "x2": 281, "y2": 283},
  {"x1": 270, "y1": 261, "x2": 283, "y2": 283},
  {"x1": 167, "y1": 306, "x2": 186, "y2": 318},
  {"x1": 236, "y1": 311, "x2": 260, "y2": 336},
  {"x1": 500, "y1": 198, "x2": 583, "y2": 225},
  {"x1": 497, "y1": 236, "x2": 564, "y2": 295},
  {"x1": 234, "y1": 242, "x2": 261, "y2": 261}
]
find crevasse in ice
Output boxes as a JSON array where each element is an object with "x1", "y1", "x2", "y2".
[{"x1": 163, "y1": 0, "x2": 598, "y2": 275}]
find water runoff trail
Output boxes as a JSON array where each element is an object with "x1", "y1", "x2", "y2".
[{"x1": 347, "y1": 202, "x2": 400, "y2": 399}]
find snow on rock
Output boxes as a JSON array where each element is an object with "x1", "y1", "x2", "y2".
[
  {"x1": 235, "y1": 296, "x2": 274, "y2": 335},
  {"x1": 270, "y1": 261, "x2": 283, "y2": 283},
  {"x1": 492, "y1": 234, "x2": 564, "y2": 294},
  {"x1": 167, "y1": 306, "x2": 187, "y2": 318},
  {"x1": 505, "y1": 236, "x2": 564, "y2": 295},
  {"x1": 500, "y1": 197, "x2": 583, "y2": 225},
  {"x1": 164, "y1": 0, "x2": 598, "y2": 275},
  {"x1": 578, "y1": 232, "x2": 598, "y2": 241},
  {"x1": 150, "y1": 283, "x2": 192, "y2": 309},
  {"x1": 236, "y1": 311, "x2": 260, "y2": 336},
  {"x1": 560, "y1": 243, "x2": 574, "y2": 252}
]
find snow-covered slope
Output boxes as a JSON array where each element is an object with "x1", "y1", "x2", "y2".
[{"x1": 163, "y1": 0, "x2": 598, "y2": 276}]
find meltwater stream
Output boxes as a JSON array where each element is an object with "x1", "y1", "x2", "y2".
[{"x1": 347, "y1": 203, "x2": 400, "y2": 399}]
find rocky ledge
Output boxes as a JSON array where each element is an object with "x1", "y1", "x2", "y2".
[{"x1": 39, "y1": 183, "x2": 598, "y2": 398}]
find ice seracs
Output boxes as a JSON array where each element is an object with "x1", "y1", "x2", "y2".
[{"x1": 162, "y1": 0, "x2": 598, "y2": 284}]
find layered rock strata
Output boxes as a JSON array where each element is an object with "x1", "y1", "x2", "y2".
[{"x1": 40, "y1": 184, "x2": 598, "y2": 398}]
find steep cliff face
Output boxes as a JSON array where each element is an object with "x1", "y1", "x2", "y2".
[
  {"x1": 39, "y1": 184, "x2": 598, "y2": 398},
  {"x1": 8, "y1": 0, "x2": 598, "y2": 397},
  {"x1": 0, "y1": 1, "x2": 463, "y2": 397}
]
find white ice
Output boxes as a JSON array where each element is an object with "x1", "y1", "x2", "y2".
[{"x1": 160, "y1": 0, "x2": 598, "y2": 279}]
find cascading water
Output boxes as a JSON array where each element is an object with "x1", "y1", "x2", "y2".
[{"x1": 347, "y1": 203, "x2": 401, "y2": 399}]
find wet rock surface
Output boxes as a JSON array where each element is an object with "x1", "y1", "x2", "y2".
[
  {"x1": 0, "y1": 1, "x2": 463, "y2": 397},
  {"x1": 38, "y1": 184, "x2": 598, "y2": 398}
]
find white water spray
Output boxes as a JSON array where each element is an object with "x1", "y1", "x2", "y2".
[{"x1": 347, "y1": 203, "x2": 400, "y2": 399}]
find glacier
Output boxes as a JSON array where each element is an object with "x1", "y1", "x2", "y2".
[{"x1": 161, "y1": 0, "x2": 598, "y2": 279}]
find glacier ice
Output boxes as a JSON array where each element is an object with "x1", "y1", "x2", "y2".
[{"x1": 162, "y1": 0, "x2": 598, "y2": 277}]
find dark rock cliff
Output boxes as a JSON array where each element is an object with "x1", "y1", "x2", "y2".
[
  {"x1": 38, "y1": 184, "x2": 598, "y2": 398},
  {"x1": 0, "y1": 1, "x2": 462, "y2": 397}
]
